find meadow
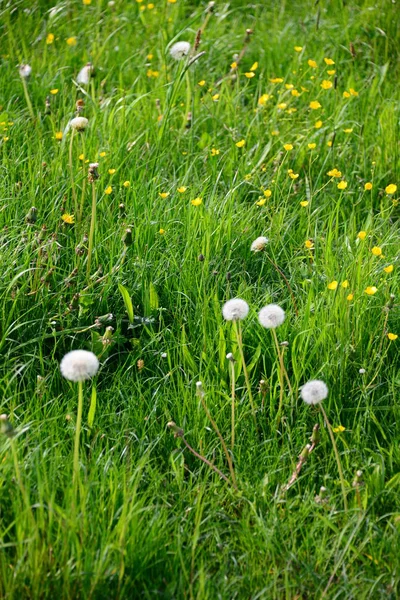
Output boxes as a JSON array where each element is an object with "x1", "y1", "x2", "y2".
[{"x1": 0, "y1": 0, "x2": 399, "y2": 597}]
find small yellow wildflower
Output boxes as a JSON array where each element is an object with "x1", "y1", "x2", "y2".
[
  {"x1": 347, "y1": 293, "x2": 354, "y2": 301},
  {"x1": 271, "y1": 130, "x2": 279, "y2": 136},
  {"x1": 245, "y1": 72, "x2": 255, "y2": 78},
  {"x1": 277, "y1": 103, "x2": 287, "y2": 109},
  {"x1": 385, "y1": 184, "x2": 397, "y2": 195},
  {"x1": 305, "y1": 240, "x2": 314, "y2": 249},
  {"x1": 285, "y1": 83, "x2": 294, "y2": 89},
  {"x1": 147, "y1": 54, "x2": 153, "y2": 60},
  {"x1": 321, "y1": 80, "x2": 333, "y2": 90},
  {"x1": 99, "y1": 151, "x2": 106, "y2": 157},
  {"x1": 343, "y1": 128, "x2": 353, "y2": 133},
  {"x1": 236, "y1": 140, "x2": 245, "y2": 148},
  {"x1": 79, "y1": 153, "x2": 85, "y2": 161},
  {"x1": 83, "y1": 0, "x2": 91, "y2": 4},
  {"x1": 46, "y1": 33, "x2": 55, "y2": 44},
  {"x1": 337, "y1": 181, "x2": 348, "y2": 190},
  {"x1": 365, "y1": 286, "x2": 377, "y2": 295},
  {"x1": 263, "y1": 189, "x2": 272, "y2": 198},
  {"x1": 147, "y1": 3, "x2": 155, "y2": 9},
  {"x1": 333, "y1": 425, "x2": 345, "y2": 433},
  {"x1": 258, "y1": 94, "x2": 270, "y2": 106},
  {"x1": 123, "y1": 181, "x2": 130, "y2": 188},
  {"x1": 327, "y1": 69, "x2": 336, "y2": 75},
  {"x1": 289, "y1": 172, "x2": 299, "y2": 179},
  {"x1": 66, "y1": 37, "x2": 77, "y2": 46},
  {"x1": 256, "y1": 197, "x2": 267, "y2": 206},
  {"x1": 250, "y1": 62, "x2": 258, "y2": 71},
  {"x1": 159, "y1": 228, "x2": 165, "y2": 235},
  {"x1": 270, "y1": 77, "x2": 283, "y2": 83},
  {"x1": 308, "y1": 59, "x2": 318, "y2": 68},
  {"x1": 191, "y1": 197, "x2": 202, "y2": 206},
  {"x1": 62, "y1": 213, "x2": 75, "y2": 224},
  {"x1": 198, "y1": 80, "x2": 206, "y2": 86},
  {"x1": 212, "y1": 93, "x2": 219, "y2": 101},
  {"x1": 315, "y1": 120, "x2": 323, "y2": 129},
  {"x1": 230, "y1": 62, "x2": 237, "y2": 69},
  {"x1": 349, "y1": 88, "x2": 358, "y2": 96},
  {"x1": 328, "y1": 281, "x2": 338, "y2": 290},
  {"x1": 177, "y1": 186, "x2": 187, "y2": 193},
  {"x1": 324, "y1": 58, "x2": 335, "y2": 65},
  {"x1": 283, "y1": 143, "x2": 293, "y2": 151},
  {"x1": 383, "y1": 265, "x2": 393, "y2": 273},
  {"x1": 211, "y1": 148, "x2": 220, "y2": 156},
  {"x1": 55, "y1": 132, "x2": 63, "y2": 141},
  {"x1": 371, "y1": 246, "x2": 382, "y2": 256},
  {"x1": 105, "y1": 186, "x2": 112, "y2": 195},
  {"x1": 388, "y1": 333, "x2": 398, "y2": 341},
  {"x1": 341, "y1": 280, "x2": 349, "y2": 288},
  {"x1": 291, "y1": 89, "x2": 300, "y2": 97},
  {"x1": 294, "y1": 46, "x2": 303, "y2": 52},
  {"x1": 364, "y1": 182, "x2": 373, "y2": 191},
  {"x1": 357, "y1": 231, "x2": 367, "y2": 240},
  {"x1": 309, "y1": 100, "x2": 321, "y2": 109},
  {"x1": 327, "y1": 168, "x2": 342, "y2": 178},
  {"x1": 343, "y1": 91, "x2": 351, "y2": 98},
  {"x1": 50, "y1": 89, "x2": 59, "y2": 95},
  {"x1": 308, "y1": 143, "x2": 316, "y2": 149},
  {"x1": 108, "y1": 168, "x2": 116, "y2": 175},
  {"x1": 159, "y1": 192, "x2": 169, "y2": 199},
  {"x1": 300, "y1": 201, "x2": 309, "y2": 207}
]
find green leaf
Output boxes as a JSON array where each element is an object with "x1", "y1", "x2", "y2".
[
  {"x1": 88, "y1": 386, "x2": 97, "y2": 429},
  {"x1": 149, "y1": 282, "x2": 159, "y2": 311},
  {"x1": 118, "y1": 283, "x2": 134, "y2": 323}
]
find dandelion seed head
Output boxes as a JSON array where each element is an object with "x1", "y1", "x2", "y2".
[
  {"x1": 170, "y1": 41, "x2": 191, "y2": 60},
  {"x1": 300, "y1": 380, "x2": 328, "y2": 405},
  {"x1": 77, "y1": 63, "x2": 93, "y2": 85},
  {"x1": 250, "y1": 236, "x2": 269, "y2": 252},
  {"x1": 60, "y1": 350, "x2": 99, "y2": 382},
  {"x1": 222, "y1": 298, "x2": 249, "y2": 321},
  {"x1": 70, "y1": 117, "x2": 89, "y2": 131},
  {"x1": 19, "y1": 64, "x2": 32, "y2": 78},
  {"x1": 258, "y1": 304, "x2": 285, "y2": 329}
]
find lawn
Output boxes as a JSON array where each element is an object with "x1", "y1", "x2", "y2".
[{"x1": 0, "y1": 0, "x2": 399, "y2": 597}]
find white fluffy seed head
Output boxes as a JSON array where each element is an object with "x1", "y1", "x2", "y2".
[
  {"x1": 258, "y1": 304, "x2": 285, "y2": 329},
  {"x1": 77, "y1": 63, "x2": 93, "y2": 85},
  {"x1": 60, "y1": 350, "x2": 99, "y2": 382},
  {"x1": 70, "y1": 116, "x2": 89, "y2": 131},
  {"x1": 300, "y1": 380, "x2": 328, "y2": 405},
  {"x1": 222, "y1": 298, "x2": 249, "y2": 321},
  {"x1": 19, "y1": 64, "x2": 32, "y2": 78},
  {"x1": 250, "y1": 236, "x2": 269, "y2": 252},
  {"x1": 170, "y1": 41, "x2": 191, "y2": 60}
]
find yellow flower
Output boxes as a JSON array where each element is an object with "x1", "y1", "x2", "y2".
[
  {"x1": 327, "y1": 69, "x2": 336, "y2": 75},
  {"x1": 277, "y1": 102, "x2": 287, "y2": 109},
  {"x1": 46, "y1": 33, "x2": 55, "y2": 44},
  {"x1": 384, "y1": 265, "x2": 393, "y2": 273},
  {"x1": 305, "y1": 239, "x2": 314, "y2": 249},
  {"x1": 343, "y1": 91, "x2": 351, "y2": 98},
  {"x1": 315, "y1": 120, "x2": 323, "y2": 129},
  {"x1": 230, "y1": 62, "x2": 237, "y2": 69},
  {"x1": 309, "y1": 100, "x2": 321, "y2": 109},
  {"x1": 324, "y1": 57, "x2": 335, "y2": 65},
  {"x1": 341, "y1": 280, "x2": 349, "y2": 288},
  {"x1": 283, "y1": 143, "x2": 293, "y2": 151},
  {"x1": 250, "y1": 62, "x2": 258, "y2": 71},
  {"x1": 349, "y1": 88, "x2": 358, "y2": 96},
  {"x1": 388, "y1": 333, "x2": 398, "y2": 341},
  {"x1": 308, "y1": 59, "x2": 318, "y2": 68},
  {"x1": 285, "y1": 83, "x2": 294, "y2": 89},
  {"x1": 321, "y1": 80, "x2": 333, "y2": 90},
  {"x1": 61, "y1": 213, "x2": 75, "y2": 224},
  {"x1": 245, "y1": 72, "x2": 255, "y2": 78},
  {"x1": 3, "y1": 137, "x2": 9, "y2": 142},
  {"x1": 105, "y1": 186, "x2": 112, "y2": 195},
  {"x1": 147, "y1": 54, "x2": 153, "y2": 60},
  {"x1": 356, "y1": 231, "x2": 366, "y2": 241},
  {"x1": 294, "y1": 46, "x2": 303, "y2": 52},
  {"x1": 343, "y1": 128, "x2": 353, "y2": 133},
  {"x1": 99, "y1": 151, "x2": 107, "y2": 157},
  {"x1": 333, "y1": 425, "x2": 345, "y2": 433},
  {"x1": 328, "y1": 281, "x2": 338, "y2": 290},
  {"x1": 364, "y1": 182, "x2": 373, "y2": 191},
  {"x1": 258, "y1": 94, "x2": 270, "y2": 105},
  {"x1": 55, "y1": 131, "x2": 63, "y2": 140},
  {"x1": 236, "y1": 140, "x2": 245, "y2": 148},
  {"x1": 371, "y1": 246, "x2": 382, "y2": 256},
  {"x1": 123, "y1": 181, "x2": 130, "y2": 188},
  {"x1": 271, "y1": 130, "x2": 279, "y2": 136},
  {"x1": 337, "y1": 181, "x2": 348, "y2": 190},
  {"x1": 191, "y1": 197, "x2": 202, "y2": 206},
  {"x1": 327, "y1": 168, "x2": 342, "y2": 178},
  {"x1": 365, "y1": 286, "x2": 377, "y2": 295},
  {"x1": 83, "y1": 0, "x2": 91, "y2": 4},
  {"x1": 50, "y1": 88, "x2": 59, "y2": 95},
  {"x1": 385, "y1": 184, "x2": 397, "y2": 195},
  {"x1": 79, "y1": 153, "x2": 85, "y2": 161},
  {"x1": 159, "y1": 192, "x2": 169, "y2": 198},
  {"x1": 212, "y1": 93, "x2": 219, "y2": 101},
  {"x1": 300, "y1": 201, "x2": 309, "y2": 207},
  {"x1": 211, "y1": 148, "x2": 220, "y2": 156},
  {"x1": 177, "y1": 186, "x2": 187, "y2": 193},
  {"x1": 159, "y1": 228, "x2": 165, "y2": 235},
  {"x1": 270, "y1": 77, "x2": 283, "y2": 83},
  {"x1": 147, "y1": 3, "x2": 155, "y2": 9},
  {"x1": 256, "y1": 197, "x2": 267, "y2": 206},
  {"x1": 168, "y1": 0, "x2": 177, "y2": 3},
  {"x1": 291, "y1": 89, "x2": 300, "y2": 97},
  {"x1": 289, "y1": 172, "x2": 299, "y2": 179},
  {"x1": 263, "y1": 189, "x2": 272, "y2": 198},
  {"x1": 108, "y1": 168, "x2": 116, "y2": 175},
  {"x1": 198, "y1": 80, "x2": 206, "y2": 86},
  {"x1": 308, "y1": 143, "x2": 316, "y2": 149},
  {"x1": 66, "y1": 37, "x2": 77, "y2": 46},
  {"x1": 346, "y1": 293, "x2": 354, "y2": 301}
]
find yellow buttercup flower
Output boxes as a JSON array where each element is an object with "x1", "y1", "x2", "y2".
[
  {"x1": 258, "y1": 94, "x2": 270, "y2": 105},
  {"x1": 66, "y1": 37, "x2": 77, "y2": 46},
  {"x1": 159, "y1": 228, "x2": 165, "y2": 235},
  {"x1": 211, "y1": 148, "x2": 220, "y2": 156},
  {"x1": 343, "y1": 91, "x2": 351, "y2": 98},
  {"x1": 315, "y1": 120, "x2": 323, "y2": 129},
  {"x1": 294, "y1": 46, "x2": 303, "y2": 52},
  {"x1": 305, "y1": 240, "x2": 314, "y2": 249},
  {"x1": 371, "y1": 246, "x2": 382, "y2": 256},
  {"x1": 327, "y1": 69, "x2": 336, "y2": 75},
  {"x1": 159, "y1": 192, "x2": 169, "y2": 198},
  {"x1": 309, "y1": 100, "x2": 321, "y2": 109},
  {"x1": 333, "y1": 425, "x2": 345, "y2": 433},
  {"x1": 191, "y1": 197, "x2": 202, "y2": 206},
  {"x1": 341, "y1": 280, "x2": 349, "y2": 288},
  {"x1": 79, "y1": 154, "x2": 85, "y2": 161},
  {"x1": 230, "y1": 62, "x2": 237, "y2": 69},
  {"x1": 383, "y1": 265, "x2": 393, "y2": 273},
  {"x1": 198, "y1": 80, "x2": 206, "y2": 86},
  {"x1": 271, "y1": 130, "x2": 279, "y2": 136},
  {"x1": 328, "y1": 281, "x2": 338, "y2": 290},
  {"x1": 337, "y1": 181, "x2": 348, "y2": 190},
  {"x1": 250, "y1": 62, "x2": 258, "y2": 71},
  {"x1": 245, "y1": 72, "x2": 255, "y2": 78},
  {"x1": 385, "y1": 184, "x2": 397, "y2": 195},
  {"x1": 99, "y1": 151, "x2": 107, "y2": 157},
  {"x1": 308, "y1": 143, "x2": 316, "y2": 149},
  {"x1": 346, "y1": 293, "x2": 354, "y2": 301},
  {"x1": 256, "y1": 197, "x2": 267, "y2": 206},
  {"x1": 212, "y1": 93, "x2": 219, "y2": 101},
  {"x1": 321, "y1": 80, "x2": 333, "y2": 90},
  {"x1": 50, "y1": 89, "x2": 59, "y2": 95},
  {"x1": 327, "y1": 168, "x2": 342, "y2": 178},
  {"x1": 83, "y1": 0, "x2": 91, "y2": 4},
  {"x1": 108, "y1": 169, "x2": 116, "y2": 175},
  {"x1": 104, "y1": 186, "x2": 112, "y2": 195},
  {"x1": 236, "y1": 140, "x2": 245, "y2": 148},
  {"x1": 270, "y1": 77, "x2": 283, "y2": 83},
  {"x1": 263, "y1": 189, "x2": 272, "y2": 198},
  {"x1": 289, "y1": 172, "x2": 299, "y2": 179},
  {"x1": 308, "y1": 59, "x2": 317, "y2": 68},
  {"x1": 388, "y1": 333, "x2": 398, "y2": 341},
  {"x1": 300, "y1": 201, "x2": 309, "y2": 207},
  {"x1": 365, "y1": 286, "x2": 377, "y2": 295},
  {"x1": 283, "y1": 143, "x2": 293, "y2": 151},
  {"x1": 177, "y1": 186, "x2": 187, "y2": 193},
  {"x1": 55, "y1": 131, "x2": 63, "y2": 140},
  {"x1": 324, "y1": 57, "x2": 335, "y2": 65},
  {"x1": 46, "y1": 33, "x2": 55, "y2": 44},
  {"x1": 62, "y1": 213, "x2": 75, "y2": 224},
  {"x1": 357, "y1": 231, "x2": 367, "y2": 240},
  {"x1": 349, "y1": 88, "x2": 358, "y2": 96},
  {"x1": 343, "y1": 128, "x2": 353, "y2": 133},
  {"x1": 277, "y1": 102, "x2": 287, "y2": 109},
  {"x1": 123, "y1": 181, "x2": 130, "y2": 188},
  {"x1": 364, "y1": 182, "x2": 373, "y2": 190}
]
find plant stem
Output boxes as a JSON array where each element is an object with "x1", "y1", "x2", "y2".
[
  {"x1": 21, "y1": 76, "x2": 35, "y2": 120},
  {"x1": 272, "y1": 328, "x2": 285, "y2": 426},
  {"x1": 86, "y1": 181, "x2": 97, "y2": 279},
  {"x1": 229, "y1": 360, "x2": 236, "y2": 450},
  {"x1": 69, "y1": 129, "x2": 78, "y2": 218},
  {"x1": 181, "y1": 436, "x2": 230, "y2": 484},
  {"x1": 234, "y1": 320, "x2": 256, "y2": 426},
  {"x1": 73, "y1": 380, "x2": 84, "y2": 491},
  {"x1": 319, "y1": 403, "x2": 348, "y2": 511}
]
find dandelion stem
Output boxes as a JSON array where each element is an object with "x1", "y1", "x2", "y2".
[
  {"x1": 229, "y1": 360, "x2": 236, "y2": 450},
  {"x1": 319, "y1": 403, "x2": 348, "y2": 511},
  {"x1": 199, "y1": 391, "x2": 237, "y2": 490},
  {"x1": 73, "y1": 380, "x2": 84, "y2": 491},
  {"x1": 69, "y1": 130, "x2": 78, "y2": 218},
  {"x1": 234, "y1": 321, "x2": 256, "y2": 426},
  {"x1": 20, "y1": 76, "x2": 35, "y2": 120},
  {"x1": 272, "y1": 328, "x2": 285, "y2": 426},
  {"x1": 181, "y1": 436, "x2": 230, "y2": 483},
  {"x1": 86, "y1": 181, "x2": 97, "y2": 279}
]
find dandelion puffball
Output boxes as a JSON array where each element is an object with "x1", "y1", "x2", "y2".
[
  {"x1": 60, "y1": 350, "x2": 99, "y2": 382},
  {"x1": 170, "y1": 41, "x2": 191, "y2": 60},
  {"x1": 300, "y1": 380, "x2": 328, "y2": 405},
  {"x1": 250, "y1": 236, "x2": 268, "y2": 252},
  {"x1": 70, "y1": 116, "x2": 89, "y2": 131},
  {"x1": 258, "y1": 304, "x2": 285, "y2": 329},
  {"x1": 19, "y1": 64, "x2": 32, "y2": 78},
  {"x1": 77, "y1": 63, "x2": 93, "y2": 85},
  {"x1": 222, "y1": 298, "x2": 249, "y2": 321}
]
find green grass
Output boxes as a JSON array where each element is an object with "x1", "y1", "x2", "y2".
[{"x1": 0, "y1": 0, "x2": 399, "y2": 597}]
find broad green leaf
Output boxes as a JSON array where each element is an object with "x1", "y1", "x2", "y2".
[{"x1": 118, "y1": 283, "x2": 134, "y2": 323}]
